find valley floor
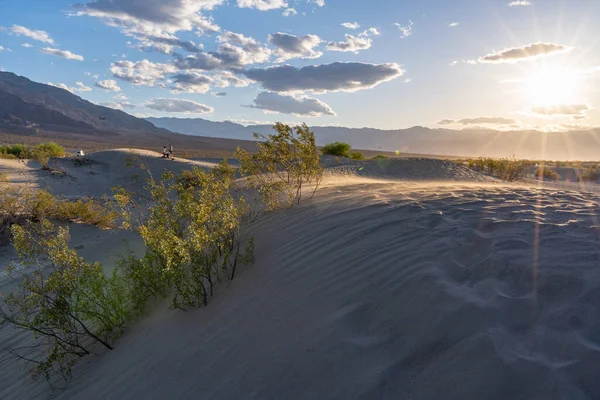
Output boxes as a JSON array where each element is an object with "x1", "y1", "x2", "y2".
[{"x1": 2, "y1": 151, "x2": 600, "y2": 399}]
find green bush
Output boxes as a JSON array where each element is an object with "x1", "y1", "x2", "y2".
[
  {"x1": 321, "y1": 141, "x2": 352, "y2": 157},
  {"x1": 33, "y1": 142, "x2": 65, "y2": 157},
  {"x1": 0, "y1": 220, "x2": 133, "y2": 382},
  {"x1": 0, "y1": 144, "x2": 31, "y2": 159},
  {"x1": 467, "y1": 157, "x2": 533, "y2": 182},
  {"x1": 114, "y1": 161, "x2": 255, "y2": 309},
  {"x1": 535, "y1": 165, "x2": 560, "y2": 181},
  {"x1": 371, "y1": 155, "x2": 388, "y2": 160},
  {"x1": 349, "y1": 151, "x2": 365, "y2": 160},
  {"x1": 236, "y1": 123, "x2": 323, "y2": 211}
]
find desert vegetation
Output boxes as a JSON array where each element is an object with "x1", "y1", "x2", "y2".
[
  {"x1": 535, "y1": 165, "x2": 561, "y2": 181},
  {"x1": 466, "y1": 157, "x2": 534, "y2": 182},
  {"x1": 578, "y1": 164, "x2": 600, "y2": 182},
  {"x1": 0, "y1": 123, "x2": 322, "y2": 384},
  {"x1": 236, "y1": 123, "x2": 323, "y2": 211},
  {"x1": 0, "y1": 188, "x2": 117, "y2": 244},
  {"x1": 321, "y1": 141, "x2": 365, "y2": 161}
]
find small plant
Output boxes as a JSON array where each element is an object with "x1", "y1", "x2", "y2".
[
  {"x1": 535, "y1": 165, "x2": 560, "y2": 181},
  {"x1": 578, "y1": 164, "x2": 600, "y2": 182},
  {"x1": 236, "y1": 123, "x2": 323, "y2": 211},
  {"x1": 321, "y1": 142, "x2": 352, "y2": 157},
  {"x1": 372, "y1": 155, "x2": 388, "y2": 160},
  {"x1": 0, "y1": 220, "x2": 133, "y2": 383},
  {"x1": 349, "y1": 151, "x2": 365, "y2": 160}
]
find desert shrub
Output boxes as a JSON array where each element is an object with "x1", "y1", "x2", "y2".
[
  {"x1": 2, "y1": 143, "x2": 31, "y2": 158},
  {"x1": 114, "y1": 161, "x2": 254, "y2": 309},
  {"x1": 0, "y1": 172, "x2": 9, "y2": 184},
  {"x1": 578, "y1": 164, "x2": 600, "y2": 182},
  {"x1": 0, "y1": 188, "x2": 117, "y2": 243},
  {"x1": 0, "y1": 220, "x2": 133, "y2": 382},
  {"x1": 535, "y1": 165, "x2": 560, "y2": 181},
  {"x1": 322, "y1": 141, "x2": 352, "y2": 157},
  {"x1": 467, "y1": 157, "x2": 532, "y2": 182},
  {"x1": 372, "y1": 155, "x2": 388, "y2": 160},
  {"x1": 236, "y1": 123, "x2": 323, "y2": 211},
  {"x1": 349, "y1": 151, "x2": 365, "y2": 160},
  {"x1": 33, "y1": 142, "x2": 65, "y2": 158}
]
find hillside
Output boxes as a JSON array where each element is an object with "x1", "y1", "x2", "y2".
[{"x1": 0, "y1": 71, "x2": 164, "y2": 134}]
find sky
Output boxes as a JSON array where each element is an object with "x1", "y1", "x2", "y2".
[{"x1": 0, "y1": 0, "x2": 599, "y2": 131}]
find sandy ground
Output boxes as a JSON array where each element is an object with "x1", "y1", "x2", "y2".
[{"x1": 3, "y1": 151, "x2": 600, "y2": 399}]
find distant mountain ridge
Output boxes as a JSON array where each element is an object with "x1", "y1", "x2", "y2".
[
  {"x1": 0, "y1": 71, "x2": 166, "y2": 135},
  {"x1": 147, "y1": 117, "x2": 600, "y2": 160}
]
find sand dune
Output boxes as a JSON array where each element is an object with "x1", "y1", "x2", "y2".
[{"x1": 3, "y1": 152, "x2": 600, "y2": 399}]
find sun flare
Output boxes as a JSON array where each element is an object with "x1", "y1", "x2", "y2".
[{"x1": 526, "y1": 67, "x2": 581, "y2": 107}]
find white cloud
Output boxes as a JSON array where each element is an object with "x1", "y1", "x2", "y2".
[
  {"x1": 47, "y1": 82, "x2": 71, "y2": 91},
  {"x1": 450, "y1": 60, "x2": 458, "y2": 66},
  {"x1": 395, "y1": 20, "x2": 413, "y2": 38},
  {"x1": 47, "y1": 81, "x2": 92, "y2": 93},
  {"x1": 169, "y1": 70, "x2": 249, "y2": 93},
  {"x1": 74, "y1": 0, "x2": 222, "y2": 36},
  {"x1": 11, "y1": 25, "x2": 55, "y2": 44},
  {"x1": 244, "y1": 61, "x2": 404, "y2": 93},
  {"x1": 341, "y1": 22, "x2": 360, "y2": 30},
  {"x1": 475, "y1": 42, "x2": 572, "y2": 63},
  {"x1": 73, "y1": 0, "x2": 221, "y2": 56},
  {"x1": 214, "y1": 71, "x2": 250, "y2": 87},
  {"x1": 312, "y1": 0, "x2": 325, "y2": 6},
  {"x1": 110, "y1": 59, "x2": 176, "y2": 86},
  {"x1": 248, "y1": 91, "x2": 335, "y2": 116},
  {"x1": 327, "y1": 27, "x2": 379, "y2": 53},
  {"x1": 21, "y1": 43, "x2": 33, "y2": 48},
  {"x1": 508, "y1": 1, "x2": 531, "y2": 6},
  {"x1": 0, "y1": 46, "x2": 4, "y2": 51},
  {"x1": 75, "y1": 81, "x2": 92, "y2": 92},
  {"x1": 96, "y1": 79, "x2": 122, "y2": 92},
  {"x1": 143, "y1": 98, "x2": 214, "y2": 114},
  {"x1": 100, "y1": 101, "x2": 136, "y2": 110},
  {"x1": 448, "y1": 22, "x2": 460, "y2": 27},
  {"x1": 282, "y1": 8, "x2": 297, "y2": 17},
  {"x1": 438, "y1": 117, "x2": 517, "y2": 125},
  {"x1": 269, "y1": 32, "x2": 322, "y2": 62},
  {"x1": 531, "y1": 104, "x2": 589, "y2": 116},
  {"x1": 236, "y1": 0, "x2": 288, "y2": 11},
  {"x1": 170, "y1": 72, "x2": 214, "y2": 93},
  {"x1": 40, "y1": 47, "x2": 84, "y2": 61},
  {"x1": 114, "y1": 93, "x2": 128, "y2": 100},
  {"x1": 176, "y1": 31, "x2": 271, "y2": 71}
]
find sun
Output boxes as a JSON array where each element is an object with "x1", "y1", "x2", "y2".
[{"x1": 526, "y1": 66, "x2": 581, "y2": 107}]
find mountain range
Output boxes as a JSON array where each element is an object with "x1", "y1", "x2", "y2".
[
  {"x1": 2, "y1": 70, "x2": 600, "y2": 160},
  {"x1": 148, "y1": 117, "x2": 600, "y2": 160}
]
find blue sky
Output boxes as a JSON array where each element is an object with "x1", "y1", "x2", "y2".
[{"x1": 1, "y1": 0, "x2": 599, "y2": 130}]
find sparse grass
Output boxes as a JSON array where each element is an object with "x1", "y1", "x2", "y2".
[
  {"x1": 578, "y1": 165, "x2": 600, "y2": 182},
  {"x1": 0, "y1": 188, "x2": 117, "y2": 243},
  {"x1": 535, "y1": 165, "x2": 561, "y2": 181},
  {"x1": 467, "y1": 157, "x2": 534, "y2": 182}
]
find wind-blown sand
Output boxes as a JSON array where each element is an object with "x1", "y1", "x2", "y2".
[{"x1": 3, "y1": 151, "x2": 600, "y2": 399}]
